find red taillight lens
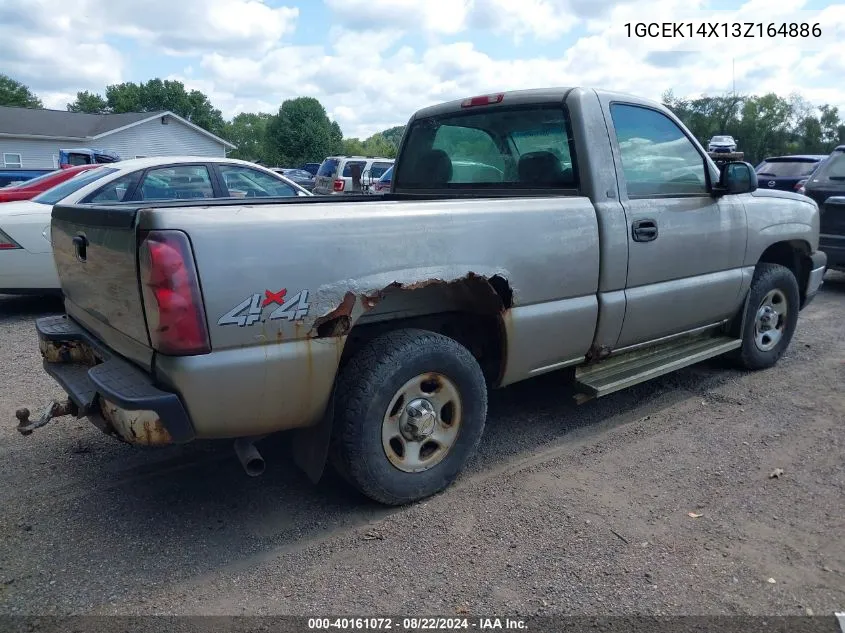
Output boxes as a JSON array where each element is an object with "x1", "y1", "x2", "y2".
[
  {"x1": 794, "y1": 180, "x2": 805, "y2": 191},
  {"x1": 461, "y1": 93, "x2": 504, "y2": 108},
  {"x1": 0, "y1": 228, "x2": 22, "y2": 250},
  {"x1": 333, "y1": 179, "x2": 345, "y2": 192},
  {"x1": 139, "y1": 230, "x2": 210, "y2": 356}
]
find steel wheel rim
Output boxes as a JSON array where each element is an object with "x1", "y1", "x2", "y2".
[
  {"x1": 381, "y1": 372, "x2": 463, "y2": 473},
  {"x1": 754, "y1": 288, "x2": 787, "y2": 352}
]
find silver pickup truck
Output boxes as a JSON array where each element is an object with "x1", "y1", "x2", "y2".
[{"x1": 17, "y1": 87, "x2": 827, "y2": 506}]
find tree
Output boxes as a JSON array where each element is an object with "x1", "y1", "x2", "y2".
[
  {"x1": 67, "y1": 90, "x2": 108, "y2": 113},
  {"x1": 222, "y1": 112, "x2": 272, "y2": 162},
  {"x1": 379, "y1": 125, "x2": 406, "y2": 148},
  {"x1": 342, "y1": 133, "x2": 398, "y2": 158},
  {"x1": 66, "y1": 79, "x2": 226, "y2": 135},
  {"x1": 0, "y1": 74, "x2": 43, "y2": 108},
  {"x1": 264, "y1": 97, "x2": 342, "y2": 167},
  {"x1": 819, "y1": 105, "x2": 842, "y2": 151}
]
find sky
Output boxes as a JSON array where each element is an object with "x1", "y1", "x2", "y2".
[{"x1": 1, "y1": 0, "x2": 844, "y2": 139}]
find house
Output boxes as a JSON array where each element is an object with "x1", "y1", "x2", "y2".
[{"x1": 0, "y1": 106, "x2": 236, "y2": 170}]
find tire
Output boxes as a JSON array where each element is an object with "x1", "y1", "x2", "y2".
[
  {"x1": 330, "y1": 328, "x2": 488, "y2": 505},
  {"x1": 731, "y1": 263, "x2": 800, "y2": 370}
]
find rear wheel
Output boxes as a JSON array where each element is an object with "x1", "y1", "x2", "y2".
[
  {"x1": 330, "y1": 328, "x2": 487, "y2": 505},
  {"x1": 731, "y1": 263, "x2": 799, "y2": 370}
]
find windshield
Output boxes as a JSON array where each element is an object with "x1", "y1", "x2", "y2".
[
  {"x1": 756, "y1": 160, "x2": 820, "y2": 178},
  {"x1": 32, "y1": 166, "x2": 118, "y2": 205},
  {"x1": 712, "y1": 136, "x2": 733, "y2": 143},
  {"x1": 394, "y1": 105, "x2": 578, "y2": 191},
  {"x1": 378, "y1": 166, "x2": 393, "y2": 182}
]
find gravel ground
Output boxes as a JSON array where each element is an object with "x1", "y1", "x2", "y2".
[{"x1": 0, "y1": 276, "x2": 843, "y2": 617}]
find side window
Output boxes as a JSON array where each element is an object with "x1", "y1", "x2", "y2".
[
  {"x1": 369, "y1": 162, "x2": 393, "y2": 179},
  {"x1": 139, "y1": 165, "x2": 214, "y2": 200},
  {"x1": 218, "y1": 165, "x2": 296, "y2": 198},
  {"x1": 610, "y1": 104, "x2": 707, "y2": 197},
  {"x1": 342, "y1": 161, "x2": 367, "y2": 177},
  {"x1": 83, "y1": 171, "x2": 142, "y2": 203}
]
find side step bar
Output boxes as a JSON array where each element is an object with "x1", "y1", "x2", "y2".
[{"x1": 575, "y1": 336, "x2": 742, "y2": 401}]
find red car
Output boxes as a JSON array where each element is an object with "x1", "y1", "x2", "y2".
[{"x1": 0, "y1": 164, "x2": 100, "y2": 203}]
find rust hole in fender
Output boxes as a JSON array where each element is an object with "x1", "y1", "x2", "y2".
[{"x1": 310, "y1": 273, "x2": 514, "y2": 339}]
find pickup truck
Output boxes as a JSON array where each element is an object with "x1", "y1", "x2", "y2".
[{"x1": 16, "y1": 87, "x2": 827, "y2": 506}]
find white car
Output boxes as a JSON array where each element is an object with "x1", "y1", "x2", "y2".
[
  {"x1": 707, "y1": 135, "x2": 738, "y2": 153},
  {"x1": 0, "y1": 156, "x2": 311, "y2": 295}
]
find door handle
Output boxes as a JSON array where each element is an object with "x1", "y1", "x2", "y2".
[
  {"x1": 632, "y1": 219, "x2": 658, "y2": 242},
  {"x1": 72, "y1": 234, "x2": 88, "y2": 262}
]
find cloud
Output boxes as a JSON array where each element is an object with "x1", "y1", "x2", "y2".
[
  {"x1": 2, "y1": 0, "x2": 844, "y2": 139},
  {"x1": 0, "y1": 0, "x2": 297, "y2": 99}
]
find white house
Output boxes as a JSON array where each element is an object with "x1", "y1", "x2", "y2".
[{"x1": 0, "y1": 106, "x2": 235, "y2": 170}]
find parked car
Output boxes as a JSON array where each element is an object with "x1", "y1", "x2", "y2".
[
  {"x1": 801, "y1": 145, "x2": 845, "y2": 271},
  {"x1": 312, "y1": 156, "x2": 395, "y2": 194},
  {"x1": 59, "y1": 148, "x2": 121, "y2": 168},
  {"x1": 372, "y1": 166, "x2": 392, "y2": 193},
  {"x1": 0, "y1": 164, "x2": 101, "y2": 203},
  {"x1": 300, "y1": 162, "x2": 322, "y2": 176},
  {"x1": 0, "y1": 169, "x2": 53, "y2": 188},
  {"x1": 273, "y1": 168, "x2": 315, "y2": 192},
  {"x1": 755, "y1": 155, "x2": 828, "y2": 192},
  {"x1": 18, "y1": 87, "x2": 825, "y2": 508},
  {"x1": 0, "y1": 157, "x2": 310, "y2": 294},
  {"x1": 708, "y1": 135, "x2": 738, "y2": 153}
]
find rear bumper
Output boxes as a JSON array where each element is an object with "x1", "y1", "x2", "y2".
[
  {"x1": 35, "y1": 315, "x2": 195, "y2": 445},
  {"x1": 802, "y1": 250, "x2": 828, "y2": 309}
]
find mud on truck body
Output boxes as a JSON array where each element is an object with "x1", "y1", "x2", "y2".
[{"x1": 17, "y1": 87, "x2": 826, "y2": 505}]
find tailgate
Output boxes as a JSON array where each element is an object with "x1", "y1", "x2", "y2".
[{"x1": 51, "y1": 203, "x2": 153, "y2": 369}]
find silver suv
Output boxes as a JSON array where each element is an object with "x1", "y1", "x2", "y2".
[{"x1": 313, "y1": 156, "x2": 394, "y2": 195}]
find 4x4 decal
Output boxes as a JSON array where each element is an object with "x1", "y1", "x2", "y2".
[{"x1": 217, "y1": 288, "x2": 310, "y2": 327}]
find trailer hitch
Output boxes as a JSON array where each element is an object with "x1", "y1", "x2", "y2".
[{"x1": 15, "y1": 399, "x2": 77, "y2": 436}]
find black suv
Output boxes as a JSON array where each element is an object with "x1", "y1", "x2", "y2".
[
  {"x1": 802, "y1": 145, "x2": 845, "y2": 272},
  {"x1": 755, "y1": 154, "x2": 828, "y2": 192}
]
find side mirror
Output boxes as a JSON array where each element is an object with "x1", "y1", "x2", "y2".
[{"x1": 715, "y1": 161, "x2": 757, "y2": 195}]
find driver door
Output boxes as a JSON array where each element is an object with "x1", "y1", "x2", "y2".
[{"x1": 605, "y1": 101, "x2": 748, "y2": 348}]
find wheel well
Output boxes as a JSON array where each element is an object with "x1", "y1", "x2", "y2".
[
  {"x1": 758, "y1": 240, "x2": 811, "y2": 304},
  {"x1": 333, "y1": 275, "x2": 512, "y2": 387}
]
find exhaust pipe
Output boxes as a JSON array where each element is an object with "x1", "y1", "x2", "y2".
[{"x1": 233, "y1": 437, "x2": 265, "y2": 477}]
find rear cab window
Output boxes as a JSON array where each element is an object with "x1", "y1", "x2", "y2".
[
  {"x1": 394, "y1": 105, "x2": 579, "y2": 192},
  {"x1": 756, "y1": 160, "x2": 820, "y2": 178}
]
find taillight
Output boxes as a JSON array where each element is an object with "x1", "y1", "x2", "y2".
[
  {"x1": 461, "y1": 93, "x2": 504, "y2": 108},
  {"x1": 0, "y1": 228, "x2": 22, "y2": 250},
  {"x1": 333, "y1": 179, "x2": 345, "y2": 192},
  {"x1": 138, "y1": 230, "x2": 210, "y2": 356},
  {"x1": 794, "y1": 180, "x2": 806, "y2": 192}
]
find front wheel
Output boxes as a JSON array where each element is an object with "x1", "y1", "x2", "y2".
[
  {"x1": 731, "y1": 263, "x2": 800, "y2": 370},
  {"x1": 330, "y1": 328, "x2": 488, "y2": 506}
]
